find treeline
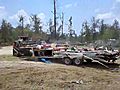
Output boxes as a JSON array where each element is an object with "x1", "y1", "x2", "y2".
[
  {"x1": 0, "y1": 15, "x2": 120, "y2": 45},
  {"x1": 80, "y1": 17, "x2": 120, "y2": 43},
  {"x1": 0, "y1": 15, "x2": 48, "y2": 45}
]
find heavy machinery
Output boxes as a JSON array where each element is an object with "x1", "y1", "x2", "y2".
[
  {"x1": 13, "y1": 36, "x2": 34, "y2": 56},
  {"x1": 13, "y1": 36, "x2": 84, "y2": 66},
  {"x1": 13, "y1": 36, "x2": 119, "y2": 67}
]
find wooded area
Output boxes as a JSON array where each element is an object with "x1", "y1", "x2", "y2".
[{"x1": 0, "y1": 15, "x2": 120, "y2": 46}]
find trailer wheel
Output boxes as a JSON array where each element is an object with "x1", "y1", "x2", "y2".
[
  {"x1": 13, "y1": 49, "x2": 21, "y2": 57},
  {"x1": 86, "y1": 59, "x2": 92, "y2": 63},
  {"x1": 74, "y1": 58, "x2": 83, "y2": 65},
  {"x1": 13, "y1": 49, "x2": 18, "y2": 56},
  {"x1": 64, "y1": 58, "x2": 72, "y2": 65},
  {"x1": 13, "y1": 49, "x2": 15, "y2": 56}
]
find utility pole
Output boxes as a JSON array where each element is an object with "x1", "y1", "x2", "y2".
[
  {"x1": 69, "y1": 16, "x2": 72, "y2": 37},
  {"x1": 54, "y1": 0, "x2": 57, "y2": 38},
  {"x1": 61, "y1": 12, "x2": 64, "y2": 35}
]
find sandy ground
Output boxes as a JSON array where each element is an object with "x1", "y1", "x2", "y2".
[
  {"x1": 0, "y1": 46, "x2": 12, "y2": 55},
  {"x1": 0, "y1": 46, "x2": 120, "y2": 90},
  {"x1": 0, "y1": 60, "x2": 120, "y2": 90}
]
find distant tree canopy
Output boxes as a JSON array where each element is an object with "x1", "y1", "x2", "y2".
[
  {"x1": 81, "y1": 17, "x2": 120, "y2": 43},
  {"x1": 0, "y1": 19, "x2": 13, "y2": 44},
  {"x1": 0, "y1": 15, "x2": 120, "y2": 45},
  {"x1": 31, "y1": 14, "x2": 42, "y2": 34}
]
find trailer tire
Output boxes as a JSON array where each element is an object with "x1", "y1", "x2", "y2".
[
  {"x1": 86, "y1": 59, "x2": 92, "y2": 63},
  {"x1": 13, "y1": 49, "x2": 18, "y2": 56},
  {"x1": 74, "y1": 58, "x2": 83, "y2": 65},
  {"x1": 64, "y1": 58, "x2": 72, "y2": 65},
  {"x1": 13, "y1": 49, "x2": 15, "y2": 56}
]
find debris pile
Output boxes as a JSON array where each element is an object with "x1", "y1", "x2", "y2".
[{"x1": 13, "y1": 36, "x2": 120, "y2": 67}]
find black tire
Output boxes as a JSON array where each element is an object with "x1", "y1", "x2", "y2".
[
  {"x1": 86, "y1": 59, "x2": 92, "y2": 63},
  {"x1": 64, "y1": 58, "x2": 72, "y2": 65},
  {"x1": 13, "y1": 49, "x2": 15, "y2": 56},
  {"x1": 13, "y1": 48, "x2": 21, "y2": 57},
  {"x1": 74, "y1": 58, "x2": 83, "y2": 65},
  {"x1": 13, "y1": 49, "x2": 18, "y2": 56},
  {"x1": 111, "y1": 58, "x2": 117, "y2": 63}
]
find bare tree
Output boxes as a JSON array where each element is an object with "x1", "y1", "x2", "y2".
[
  {"x1": 31, "y1": 14, "x2": 41, "y2": 34},
  {"x1": 19, "y1": 15, "x2": 25, "y2": 35}
]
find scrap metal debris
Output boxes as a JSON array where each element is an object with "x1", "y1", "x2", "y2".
[{"x1": 12, "y1": 36, "x2": 120, "y2": 68}]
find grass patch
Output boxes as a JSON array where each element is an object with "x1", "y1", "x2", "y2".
[
  {"x1": 0, "y1": 55, "x2": 20, "y2": 61},
  {"x1": 0, "y1": 65, "x2": 120, "y2": 90}
]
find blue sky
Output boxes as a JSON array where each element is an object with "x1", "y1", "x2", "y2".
[{"x1": 0, "y1": 0, "x2": 120, "y2": 35}]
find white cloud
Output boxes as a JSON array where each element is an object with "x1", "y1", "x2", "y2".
[
  {"x1": 96, "y1": 11, "x2": 120, "y2": 24},
  {"x1": 38, "y1": 13, "x2": 46, "y2": 26},
  {"x1": 65, "y1": 2, "x2": 78, "y2": 9},
  {"x1": 96, "y1": 0, "x2": 120, "y2": 24},
  {"x1": 96, "y1": 12, "x2": 114, "y2": 19},
  {"x1": 38, "y1": 13, "x2": 45, "y2": 21},
  {"x1": 9, "y1": 10, "x2": 46, "y2": 24},
  {"x1": 9, "y1": 9, "x2": 30, "y2": 24},
  {"x1": 0, "y1": 6, "x2": 5, "y2": 9},
  {"x1": 60, "y1": 2, "x2": 78, "y2": 11},
  {"x1": 65, "y1": 4, "x2": 72, "y2": 9},
  {"x1": 9, "y1": 9, "x2": 46, "y2": 28}
]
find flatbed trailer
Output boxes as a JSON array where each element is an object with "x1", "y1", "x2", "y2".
[
  {"x1": 13, "y1": 38, "x2": 119, "y2": 68},
  {"x1": 13, "y1": 45, "x2": 84, "y2": 66}
]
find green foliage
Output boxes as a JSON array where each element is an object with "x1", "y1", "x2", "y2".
[
  {"x1": 0, "y1": 15, "x2": 120, "y2": 45},
  {"x1": 82, "y1": 21, "x2": 92, "y2": 42},
  {"x1": 80, "y1": 17, "x2": 120, "y2": 43},
  {"x1": 0, "y1": 19, "x2": 13, "y2": 44}
]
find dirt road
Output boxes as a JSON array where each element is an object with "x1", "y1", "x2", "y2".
[
  {"x1": 0, "y1": 46, "x2": 12, "y2": 55},
  {"x1": 0, "y1": 59, "x2": 120, "y2": 90}
]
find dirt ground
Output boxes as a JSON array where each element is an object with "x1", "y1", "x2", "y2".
[
  {"x1": 0, "y1": 46, "x2": 12, "y2": 55},
  {"x1": 0, "y1": 47, "x2": 120, "y2": 90}
]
